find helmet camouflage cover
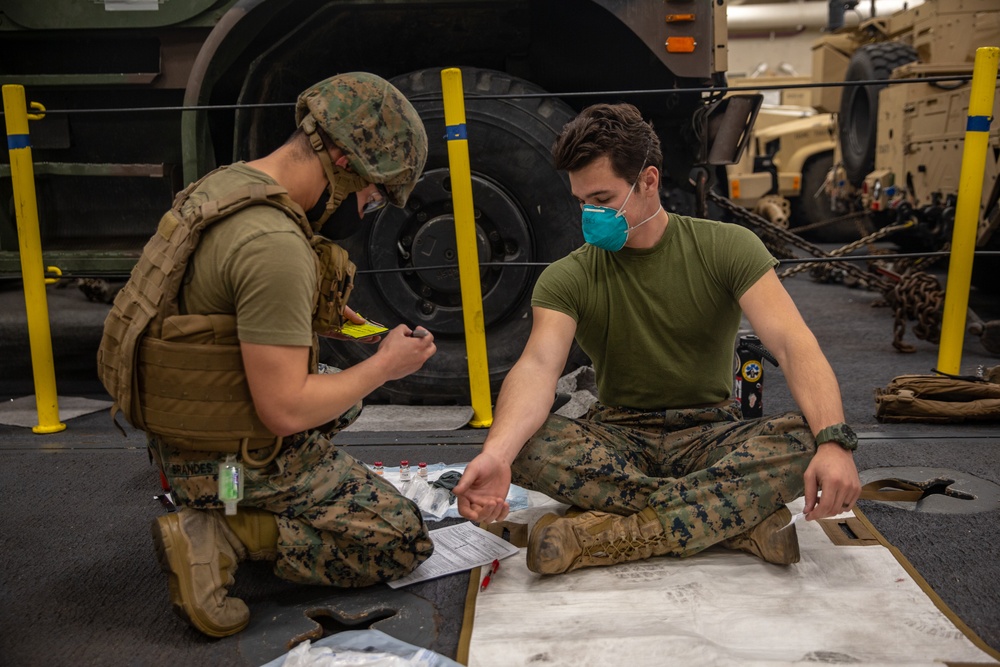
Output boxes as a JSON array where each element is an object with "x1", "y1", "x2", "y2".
[{"x1": 295, "y1": 72, "x2": 428, "y2": 207}]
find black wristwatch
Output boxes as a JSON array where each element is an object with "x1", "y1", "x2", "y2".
[{"x1": 814, "y1": 423, "x2": 858, "y2": 451}]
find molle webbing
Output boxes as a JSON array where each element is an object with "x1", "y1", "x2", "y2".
[
  {"x1": 312, "y1": 238, "x2": 355, "y2": 334},
  {"x1": 137, "y1": 313, "x2": 277, "y2": 452},
  {"x1": 97, "y1": 172, "x2": 316, "y2": 448}
]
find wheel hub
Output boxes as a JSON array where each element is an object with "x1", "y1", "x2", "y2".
[
  {"x1": 367, "y1": 168, "x2": 533, "y2": 335},
  {"x1": 410, "y1": 214, "x2": 490, "y2": 294}
]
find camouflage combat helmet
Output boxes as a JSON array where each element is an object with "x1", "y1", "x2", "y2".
[{"x1": 295, "y1": 72, "x2": 427, "y2": 207}]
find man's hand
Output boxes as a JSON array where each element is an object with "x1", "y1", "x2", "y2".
[
  {"x1": 371, "y1": 325, "x2": 436, "y2": 381},
  {"x1": 803, "y1": 443, "x2": 861, "y2": 520},
  {"x1": 243, "y1": 322, "x2": 433, "y2": 436},
  {"x1": 453, "y1": 452, "x2": 512, "y2": 523},
  {"x1": 320, "y1": 306, "x2": 382, "y2": 343}
]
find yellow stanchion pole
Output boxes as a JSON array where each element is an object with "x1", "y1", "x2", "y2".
[
  {"x1": 440, "y1": 68, "x2": 493, "y2": 427},
  {"x1": 3, "y1": 84, "x2": 66, "y2": 433},
  {"x1": 937, "y1": 47, "x2": 1000, "y2": 375}
]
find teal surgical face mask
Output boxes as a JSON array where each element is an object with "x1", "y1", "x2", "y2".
[{"x1": 581, "y1": 174, "x2": 660, "y2": 251}]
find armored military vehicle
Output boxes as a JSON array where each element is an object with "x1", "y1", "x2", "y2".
[
  {"x1": 719, "y1": 75, "x2": 843, "y2": 241},
  {"x1": 812, "y1": 0, "x2": 1000, "y2": 291},
  {"x1": 0, "y1": 0, "x2": 751, "y2": 403}
]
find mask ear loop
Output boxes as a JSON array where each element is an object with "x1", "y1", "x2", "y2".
[
  {"x1": 623, "y1": 141, "x2": 661, "y2": 236},
  {"x1": 634, "y1": 141, "x2": 653, "y2": 194},
  {"x1": 617, "y1": 144, "x2": 652, "y2": 221}
]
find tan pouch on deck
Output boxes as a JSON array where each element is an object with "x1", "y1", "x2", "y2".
[{"x1": 874, "y1": 367, "x2": 1000, "y2": 423}]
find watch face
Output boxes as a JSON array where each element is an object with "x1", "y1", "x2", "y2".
[{"x1": 834, "y1": 424, "x2": 858, "y2": 449}]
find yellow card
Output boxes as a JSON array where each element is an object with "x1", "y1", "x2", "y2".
[{"x1": 338, "y1": 318, "x2": 389, "y2": 339}]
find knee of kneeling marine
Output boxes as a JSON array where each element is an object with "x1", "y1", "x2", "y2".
[
  {"x1": 355, "y1": 521, "x2": 433, "y2": 586},
  {"x1": 378, "y1": 505, "x2": 434, "y2": 562}
]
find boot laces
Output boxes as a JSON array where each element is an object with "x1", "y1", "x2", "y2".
[{"x1": 582, "y1": 535, "x2": 661, "y2": 562}]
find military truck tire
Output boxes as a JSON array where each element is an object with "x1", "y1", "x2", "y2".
[
  {"x1": 791, "y1": 152, "x2": 857, "y2": 242},
  {"x1": 322, "y1": 67, "x2": 584, "y2": 404},
  {"x1": 839, "y1": 42, "x2": 918, "y2": 186}
]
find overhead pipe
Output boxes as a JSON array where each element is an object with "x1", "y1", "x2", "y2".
[{"x1": 727, "y1": 0, "x2": 924, "y2": 33}]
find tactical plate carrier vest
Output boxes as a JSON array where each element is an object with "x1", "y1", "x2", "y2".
[{"x1": 97, "y1": 166, "x2": 355, "y2": 456}]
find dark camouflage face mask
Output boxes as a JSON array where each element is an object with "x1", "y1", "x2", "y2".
[{"x1": 311, "y1": 164, "x2": 370, "y2": 231}]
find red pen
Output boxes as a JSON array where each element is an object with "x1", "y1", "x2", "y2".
[{"x1": 480, "y1": 559, "x2": 500, "y2": 592}]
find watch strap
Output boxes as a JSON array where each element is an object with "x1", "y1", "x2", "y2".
[{"x1": 815, "y1": 422, "x2": 858, "y2": 451}]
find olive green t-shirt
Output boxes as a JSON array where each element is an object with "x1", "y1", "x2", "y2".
[
  {"x1": 532, "y1": 213, "x2": 777, "y2": 410},
  {"x1": 179, "y1": 162, "x2": 317, "y2": 347}
]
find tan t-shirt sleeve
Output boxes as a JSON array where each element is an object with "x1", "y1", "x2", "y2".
[{"x1": 226, "y1": 229, "x2": 317, "y2": 347}]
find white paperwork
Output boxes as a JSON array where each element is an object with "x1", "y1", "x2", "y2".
[
  {"x1": 779, "y1": 510, "x2": 805, "y2": 532},
  {"x1": 388, "y1": 521, "x2": 519, "y2": 589}
]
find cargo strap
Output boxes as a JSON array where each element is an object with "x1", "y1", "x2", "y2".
[{"x1": 859, "y1": 479, "x2": 924, "y2": 503}]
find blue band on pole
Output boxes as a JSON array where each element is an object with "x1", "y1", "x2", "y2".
[
  {"x1": 7, "y1": 134, "x2": 30, "y2": 150},
  {"x1": 445, "y1": 124, "x2": 467, "y2": 140},
  {"x1": 967, "y1": 115, "x2": 991, "y2": 132}
]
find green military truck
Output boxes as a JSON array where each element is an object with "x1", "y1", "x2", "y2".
[{"x1": 0, "y1": 0, "x2": 750, "y2": 403}]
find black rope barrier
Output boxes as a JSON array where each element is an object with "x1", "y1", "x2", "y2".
[
  {"x1": 776, "y1": 251, "x2": 1000, "y2": 264},
  {"x1": 355, "y1": 251, "x2": 1000, "y2": 273},
  {"x1": 5, "y1": 251, "x2": 997, "y2": 282},
  {"x1": 1, "y1": 71, "x2": 996, "y2": 285},
  {"x1": 0, "y1": 74, "x2": 990, "y2": 116}
]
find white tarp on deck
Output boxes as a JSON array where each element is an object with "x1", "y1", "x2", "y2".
[{"x1": 466, "y1": 497, "x2": 999, "y2": 666}]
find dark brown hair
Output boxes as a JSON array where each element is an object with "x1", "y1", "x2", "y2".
[
  {"x1": 283, "y1": 126, "x2": 336, "y2": 163},
  {"x1": 552, "y1": 103, "x2": 662, "y2": 182}
]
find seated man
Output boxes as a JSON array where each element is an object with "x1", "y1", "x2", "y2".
[
  {"x1": 98, "y1": 73, "x2": 437, "y2": 636},
  {"x1": 453, "y1": 102, "x2": 861, "y2": 574}
]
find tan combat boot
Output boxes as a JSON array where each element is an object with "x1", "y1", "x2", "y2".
[
  {"x1": 151, "y1": 508, "x2": 251, "y2": 637},
  {"x1": 527, "y1": 507, "x2": 671, "y2": 575},
  {"x1": 224, "y1": 508, "x2": 279, "y2": 561},
  {"x1": 720, "y1": 506, "x2": 800, "y2": 565}
]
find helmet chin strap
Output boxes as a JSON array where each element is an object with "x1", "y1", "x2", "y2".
[{"x1": 301, "y1": 116, "x2": 368, "y2": 231}]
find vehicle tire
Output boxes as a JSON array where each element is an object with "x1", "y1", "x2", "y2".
[
  {"x1": 321, "y1": 68, "x2": 585, "y2": 404},
  {"x1": 839, "y1": 42, "x2": 918, "y2": 186},
  {"x1": 791, "y1": 152, "x2": 858, "y2": 242}
]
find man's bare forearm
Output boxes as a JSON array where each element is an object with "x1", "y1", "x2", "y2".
[
  {"x1": 480, "y1": 358, "x2": 559, "y2": 466},
  {"x1": 771, "y1": 329, "x2": 846, "y2": 436}
]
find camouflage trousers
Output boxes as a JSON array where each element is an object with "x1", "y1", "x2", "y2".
[
  {"x1": 148, "y1": 405, "x2": 433, "y2": 587},
  {"x1": 511, "y1": 401, "x2": 814, "y2": 557}
]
